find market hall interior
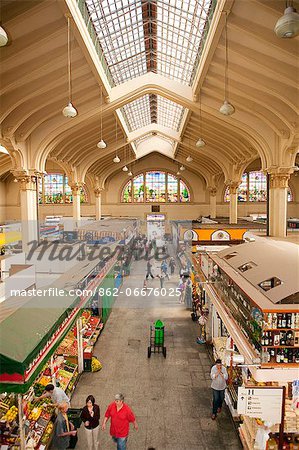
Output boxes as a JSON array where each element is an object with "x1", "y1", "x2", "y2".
[{"x1": 0, "y1": 0, "x2": 299, "y2": 449}]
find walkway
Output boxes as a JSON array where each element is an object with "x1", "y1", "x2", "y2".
[{"x1": 72, "y1": 256, "x2": 242, "y2": 450}]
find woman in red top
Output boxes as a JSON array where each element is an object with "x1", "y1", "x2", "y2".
[{"x1": 102, "y1": 393, "x2": 138, "y2": 450}]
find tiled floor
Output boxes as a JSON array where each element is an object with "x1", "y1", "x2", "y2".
[{"x1": 71, "y1": 256, "x2": 243, "y2": 450}]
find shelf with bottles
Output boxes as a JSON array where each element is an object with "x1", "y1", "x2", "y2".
[
  {"x1": 261, "y1": 328, "x2": 299, "y2": 348},
  {"x1": 261, "y1": 347, "x2": 299, "y2": 365},
  {"x1": 264, "y1": 312, "x2": 299, "y2": 331}
]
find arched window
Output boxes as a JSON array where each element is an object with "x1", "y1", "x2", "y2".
[
  {"x1": 39, "y1": 173, "x2": 88, "y2": 204},
  {"x1": 224, "y1": 171, "x2": 293, "y2": 202},
  {"x1": 121, "y1": 171, "x2": 190, "y2": 203}
]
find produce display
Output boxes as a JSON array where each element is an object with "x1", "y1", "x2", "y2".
[{"x1": 1, "y1": 405, "x2": 18, "y2": 422}]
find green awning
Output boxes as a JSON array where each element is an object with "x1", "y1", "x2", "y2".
[{"x1": 0, "y1": 291, "x2": 78, "y2": 375}]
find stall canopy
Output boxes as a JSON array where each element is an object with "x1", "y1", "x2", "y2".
[{"x1": 0, "y1": 292, "x2": 79, "y2": 392}]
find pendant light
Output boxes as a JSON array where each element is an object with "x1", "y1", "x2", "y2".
[
  {"x1": 219, "y1": 12, "x2": 235, "y2": 116},
  {"x1": 196, "y1": 92, "x2": 206, "y2": 147},
  {"x1": 186, "y1": 155, "x2": 193, "y2": 162},
  {"x1": 113, "y1": 116, "x2": 120, "y2": 162},
  {"x1": 62, "y1": 17, "x2": 77, "y2": 118},
  {"x1": 275, "y1": 1, "x2": 299, "y2": 38},
  {"x1": 0, "y1": 25, "x2": 8, "y2": 47},
  {"x1": 123, "y1": 165, "x2": 128, "y2": 172},
  {"x1": 97, "y1": 85, "x2": 107, "y2": 148},
  {"x1": 128, "y1": 171, "x2": 133, "y2": 177},
  {"x1": 180, "y1": 165, "x2": 185, "y2": 171},
  {"x1": 0, "y1": 144, "x2": 9, "y2": 154}
]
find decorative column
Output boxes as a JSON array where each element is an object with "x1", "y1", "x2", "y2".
[
  {"x1": 14, "y1": 173, "x2": 38, "y2": 253},
  {"x1": 208, "y1": 187, "x2": 217, "y2": 219},
  {"x1": 228, "y1": 182, "x2": 239, "y2": 224},
  {"x1": 70, "y1": 182, "x2": 82, "y2": 223},
  {"x1": 94, "y1": 188, "x2": 103, "y2": 221},
  {"x1": 269, "y1": 171, "x2": 290, "y2": 237}
]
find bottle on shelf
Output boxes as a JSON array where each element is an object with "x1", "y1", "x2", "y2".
[
  {"x1": 284, "y1": 349, "x2": 289, "y2": 364},
  {"x1": 265, "y1": 332, "x2": 269, "y2": 346},
  {"x1": 267, "y1": 437, "x2": 278, "y2": 450},
  {"x1": 272, "y1": 313, "x2": 277, "y2": 329},
  {"x1": 282, "y1": 314, "x2": 287, "y2": 328},
  {"x1": 286, "y1": 313, "x2": 292, "y2": 329},
  {"x1": 277, "y1": 313, "x2": 282, "y2": 329},
  {"x1": 276, "y1": 349, "x2": 281, "y2": 363}
]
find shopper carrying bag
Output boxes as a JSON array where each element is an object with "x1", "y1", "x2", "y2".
[
  {"x1": 80, "y1": 395, "x2": 100, "y2": 450},
  {"x1": 52, "y1": 403, "x2": 77, "y2": 450}
]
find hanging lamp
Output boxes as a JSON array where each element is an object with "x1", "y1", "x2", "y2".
[
  {"x1": 219, "y1": 12, "x2": 235, "y2": 116},
  {"x1": 196, "y1": 92, "x2": 206, "y2": 147},
  {"x1": 186, "y1": 155, "x2": 193, "y2": 162},
  {"x1": 0, "y1": 144, "x2": 9, "y2": 154},
  {"x1": 62, "y1": 18, "x2": 77, "y2": 118},
  {"x1": 180, "y1": 165, "x2": 185, "y2": 171},
  {"x1": 128, "y1": 171, "x2": 133, "y2": 176},
  {"x1": 113, "y1": 117, "x2": 120, "y2": 162},
  {"x1": 97, "y1": 85, "x2": 107, "y2": 148},
  {"x1": 0, "y1": 25, "x2": 8, "y2": 47},
  {"x1": 274, "y1": 1, "x2": 299, "y2": 38}
]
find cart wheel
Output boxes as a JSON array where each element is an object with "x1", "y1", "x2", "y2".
[
  {"x1": 147, "y1": 346, "x2": 151, "y2": 358},
  {"x1": 163, "y1": 347, "x2": 167, "y2": 358}
]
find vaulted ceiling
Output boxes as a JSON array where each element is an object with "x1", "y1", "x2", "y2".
[{"x1": 0, "y1": 0, "x2": 298, "y2": 188}]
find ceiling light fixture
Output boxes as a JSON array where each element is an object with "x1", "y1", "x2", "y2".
[
  {"x1": 0, "y1": 144, "x2": 9, "y2": 154},
  {"x1": 180, "y1": 165, "x2": 185, "y2": 171},
  {"x1": 62, "y1": 17, "x2": 77, "y2": 118},
  {"x1": 128, "y1": 171, "x2": 133, "y2": 176},
  {"x1": 0, "y1": 25, "x2": 8, "y2": 47},
  {"x1": 186, "y1": 155, "x2": 193, "y2": 162},
  {"x1": 122, "y1": 166, "x2": 128, "y2": 172},
  {"x1": 113, "y1": 116, "x2": 120, "y2": 162},
  {"x1": 274, "y1": 2, "x2": 299, "y2": 38},
  {"x1": 219, "y1": 12, "x2": 235, "y2": 116},
  {"x1": 97, "y1": 85, "x2": 106, "y2": 148},
  {"x1": 196, "y1": 92, "x2": 206, "y2": 147}
]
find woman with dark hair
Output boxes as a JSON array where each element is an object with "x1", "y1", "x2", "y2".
[{"x1": 80, "y1": 395, "x2": 100, "y2": 450}]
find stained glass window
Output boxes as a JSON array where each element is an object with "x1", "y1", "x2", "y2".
[
  {"x1": 121, "y1": 171, "x2": 190, "y2": 203},
  {"x1": 146, "y1": 171, "x2": 166, "y2": 202},
  {"x1": 44, "y1": 174, "x2": 64, "y2": 204},
  {"x1": 133, "y1": 174, "x2": 144, "y2": 202},
  {"x1": 167, "y1": 174, "x2": 178, "y2": 202},
  {"x1": 224, "y1": 171, "x2": 293, "y2": 202},
  {"x1": 122, "y1": 180, "x2": 132, "y2": 203},
  {"x1": 249, "y1": 171, "x2": 267, "y2": 202},
  {"x1": 180, "y1": 180, "x2": 190, "y2": 202},
  {"x1": 41, "y1": 174, "x2": 88, "y2": 204}
]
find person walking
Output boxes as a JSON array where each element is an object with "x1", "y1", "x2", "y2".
[
  {"x1": 160, "y1": 260, "x2": 169, "y2": 279},
  {"x1": 146, "y1": 260, "x2": 154, "y2": 279},
  {"x1": 169, "y1": 257, "x2": 176, "y2": 275},
  {"x1": 210, "y1": 359, "x2": 228, "y2": 420},
  {"x1": 102, "y1": 393, "x2": 138, "y2": 450},
  {"x1": 52, "y1": 403, "x2": 77, "y2": 450},
  {"x1": 80, "y1": 395, "x2": 100, "y2": 450}
]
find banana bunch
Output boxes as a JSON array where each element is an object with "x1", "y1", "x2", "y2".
[
  {"x1": 2, "y1": 405, "x2": 18, "y2": 422},
  {"x1": 28, "y1": 407, "x2": 41, "y2": 421},
  {"x1": 91, "y1": 357, "x2": 102, "y2": 372}
]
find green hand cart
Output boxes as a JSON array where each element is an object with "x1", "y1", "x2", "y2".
[{"x1": 147, "y1": 320, "x2": 166, "y2": 358}]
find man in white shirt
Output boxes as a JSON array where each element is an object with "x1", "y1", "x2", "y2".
[
  {"x1": 36, "y1": 383, "x2": 70, "y2": 406},
  {"x1": 210, "y1": 359, "x2": 228, "y2": 420}
]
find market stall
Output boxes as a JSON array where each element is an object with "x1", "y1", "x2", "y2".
[{"x1": 191, "y1": 241, "x2": 299, "y2": 449}]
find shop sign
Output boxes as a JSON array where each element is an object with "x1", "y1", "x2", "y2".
[{"x1": 237, "y1": 387, "x2": 283, "y2": 424}]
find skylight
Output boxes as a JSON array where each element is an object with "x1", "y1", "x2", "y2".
[
  {"x1": 120, "y1": 95, "x2": 184, "y2": 132},
  {"x1": 84, "y1": 0, "x2": 215, "y2": 133},
  {"x1": 85, "y1": 0, "x2": 215, "y2": 86}
]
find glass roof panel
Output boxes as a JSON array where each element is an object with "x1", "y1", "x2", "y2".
[
  {"x1": 85, "y1": 0, "x2": 214, "y2": 86},
  {"x1": 157, "y1": 96, "x2": 184, "y2": 131},
  {"x1": 84, "y1": 0, "x2": 215, "y2": 132},
  {"x1": 121, "y1": 95, "x2": 152, "y2": 132}
]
